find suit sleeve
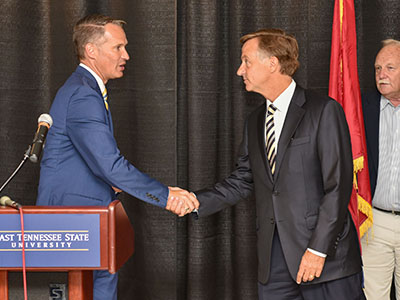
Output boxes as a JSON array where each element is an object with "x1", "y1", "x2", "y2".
[
  {"x1": 307, "y1": 100, "x2": 353, "y2": 256},
  {"x1": 197, "y1": 120, "x2": 254, "y2": 217},
  {"x1": 65, "y1": 86, "x2": 169, "y2": 208}
]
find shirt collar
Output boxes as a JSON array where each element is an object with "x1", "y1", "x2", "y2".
[
  {"x1": 380, "y1": 95, "x2": 395, "y2": 111},
  {"x1": 266, "y1": 79, "x2": 296, "y2": 113},
  {"x1": 79, "y1": 63, "x2": 106, "y2": 94}
]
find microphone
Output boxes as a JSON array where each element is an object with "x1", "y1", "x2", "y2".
[
  {"x1": 29, "y1": 113, "x2": 53, "y2": 163},
  {"x1": 0, "y1": 195, "x2": 21, "y2": 209}
]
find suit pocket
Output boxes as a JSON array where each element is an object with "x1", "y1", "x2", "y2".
[
  {"x1": 63, "y1": 193, "x2": 104, "y2": 206},
  {"x1": 305, "y1": 214, "x2": 318, "y2": 230},
  {"x1": 289, "y1": 136, "x2": 310, "y2": 147}
]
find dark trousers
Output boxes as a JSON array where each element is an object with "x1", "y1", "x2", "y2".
[{"x1": 258, "y1": 231, "x2": 366, "y2": 300}]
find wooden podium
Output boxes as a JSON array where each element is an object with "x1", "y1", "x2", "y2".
[{"x1": 0, "y1": 200, "x2": 134, "y2": 299}]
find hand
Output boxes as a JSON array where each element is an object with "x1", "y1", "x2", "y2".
[
  {"x1": 166, "y1": 187, "x2": 199, "y2": 217},
  {"x1": 296, "y1": 249, "x2": 326, "y2": 284}
]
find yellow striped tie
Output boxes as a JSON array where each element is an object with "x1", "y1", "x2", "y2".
[
  {"x1": 102, "y1": 88, "x2": 109, "y2": 111},
  {"x1": 266, "y1": 104, "x2": 277, "y2": 174}
]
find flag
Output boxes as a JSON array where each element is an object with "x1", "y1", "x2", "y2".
[{"x1": 328, "y1": 0, "x2": 372, "y2": 239}]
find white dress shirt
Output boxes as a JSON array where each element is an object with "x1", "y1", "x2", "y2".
[{"x1": 79, "y1": 63, "x2": 106, "y2": 96}]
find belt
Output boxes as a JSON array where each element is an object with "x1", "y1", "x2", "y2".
[{"x1": 374, "y1": 206, "x2": 400, "y2": 216}]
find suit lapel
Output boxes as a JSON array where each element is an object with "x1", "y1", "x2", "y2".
[
  {"x1": 76, "y1": 66, "x2": 113, "y2": 133},
  {"x1": 105, "y1": 95, "x2": 113, "y2": 133},
  {"x1": 274, "y1": 87, "x2": 306, "y2": 180},
  {"x1": 108, "y1": 108, "x2": 114, "y2": 134},
  {"x1": 363, "y1": 92, "x2": 380, "y2": 172}
]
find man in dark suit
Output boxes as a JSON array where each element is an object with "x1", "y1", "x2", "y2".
[
  {"x1": 361, "y1": 39, "x2": 400, "y2": 300},
  {"x1": 196, "y1": 29, "x2": 365, "y2": 299},
  {"x1": 36, "y1": 14, "x2": 198, "y2": 300}
]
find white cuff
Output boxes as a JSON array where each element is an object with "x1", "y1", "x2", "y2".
[{"x1": 307, "y1": 248, "x2": 327, "y2": 258}]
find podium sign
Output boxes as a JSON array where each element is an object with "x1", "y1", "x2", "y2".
[
  {"x1": 0, "y1": 200, "x2": 134, "y2": 300},
  {"x1": 0, "y1": 214, "x2": 100, "y2": 268}
]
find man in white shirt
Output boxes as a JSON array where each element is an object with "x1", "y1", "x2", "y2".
[
  {"x1": 362, "y1": 39, "x2": 400, "y2": 300},
  {"x1": 196, "y1": 28, "x2": 365, "y2": 300}
]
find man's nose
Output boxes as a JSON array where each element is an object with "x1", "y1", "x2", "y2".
[
  {"x1": 122, "y1": 48, "x2": 130, "y2": 61},
  {"x1": 237, "y1": 63, "x2": 244, "y2": 76},
  {"x1": 378, "y1": 69, "x2": 388, "y2": 78}
]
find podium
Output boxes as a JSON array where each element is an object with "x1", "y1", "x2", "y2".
[{"x1": 0, "y1": 200, "x2": 134, "y2": 299}]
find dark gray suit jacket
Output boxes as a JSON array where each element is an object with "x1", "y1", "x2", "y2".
[
  {"x1": 197, "y1": 86, "x2": 362, "y2": 284},
  {"x1": 361, "y1": 89, "x2": 380, "y2": 198}
]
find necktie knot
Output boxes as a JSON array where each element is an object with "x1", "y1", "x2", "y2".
[
  {"x1": 102, "y1": 88, "x2": 109, "y2": 111},
  {"x1": 267, "y1": 104, "x2": 277, "y2": 115}
]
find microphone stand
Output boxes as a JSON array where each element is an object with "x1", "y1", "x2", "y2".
[
  {"x1": 0, "y1": 146, "x2": 31, "y2": 193},
  {"x1": 0, "y1": 147, "x2": 30, "y2": 300}
]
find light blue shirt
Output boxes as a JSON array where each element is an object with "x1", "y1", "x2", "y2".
[{"x1": 373, "y1": 96, "x2": 400, "y2": 211}]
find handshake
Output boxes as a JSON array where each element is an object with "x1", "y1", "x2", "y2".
[{"x1": 166, "y1": 187, "x2": 199, "y2": 217}]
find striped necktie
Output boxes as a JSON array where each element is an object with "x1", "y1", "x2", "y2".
[
  {"x1": 266, "y1": 104, "x2": 277, "y2": 175},
  {"x1": 102, "y1": 88, "x2": 109, "y2": 111}
]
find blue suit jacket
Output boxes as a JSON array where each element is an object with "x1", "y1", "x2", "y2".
[
  {"x1": 37, "y1": 66, "x2": 168, "y2": 207},
  {"x1": 361, "y1": 89, "x2": 380, "y2": 198}
]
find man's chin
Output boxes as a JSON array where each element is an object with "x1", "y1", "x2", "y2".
[
  {"x1": 113, "y1": 72, "x2": 124, "y2": 79},
  {"x1": 377, "y1": 85, "x2": 391, "y2": 96},
  {"x1": 244, "y1": 84, "x2": 253, "y2": 92}
]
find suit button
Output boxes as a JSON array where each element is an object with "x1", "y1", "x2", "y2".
[
  {"x1": 273, "y1": 191, "x2": 279, "y2": 196},
  {"x1": 270, "y1": 218, "x2": 275, "y2": 224}
]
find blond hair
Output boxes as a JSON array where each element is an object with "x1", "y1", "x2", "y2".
[{"x1": 73, "y1": 14, "x2": 126, "y2": 60}]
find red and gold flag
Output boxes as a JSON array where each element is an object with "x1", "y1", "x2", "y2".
[{"x1": 329, "y1": 0, "x2": 372, "y2": 239}]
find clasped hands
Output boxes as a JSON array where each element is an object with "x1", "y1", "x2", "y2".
[{"x1": 166, "y1": 187, "x2": 199, "y2": 217}]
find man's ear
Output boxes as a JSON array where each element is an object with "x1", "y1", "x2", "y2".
[
  {"x1": 268, "y1": 56, "x2": 280, "y2": 73},
  {"x1": 84, "y1": 43, "x2": 97, "y2": 60}
]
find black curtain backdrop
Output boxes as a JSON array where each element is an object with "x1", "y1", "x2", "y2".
[{"x1": 0, "y1": 1, "x2": 399, "y2": 299}]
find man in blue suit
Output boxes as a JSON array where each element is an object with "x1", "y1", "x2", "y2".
[{"x1": 36, "y1": 14, "x2": 198, "y2": 300}]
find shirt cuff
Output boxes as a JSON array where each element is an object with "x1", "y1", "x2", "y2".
[{"x1": 307, "y1": 248, "x2": 327, "y2": 258}]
